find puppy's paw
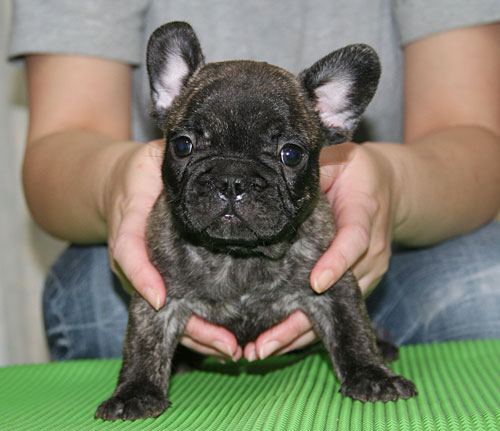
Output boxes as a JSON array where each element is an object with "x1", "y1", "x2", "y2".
[
  {"x1": 95, "y1": 384, "x2": 170, "y2": 421},
  {"x1": 341, "y1": 367, "x2": 417, "y2": 402}
]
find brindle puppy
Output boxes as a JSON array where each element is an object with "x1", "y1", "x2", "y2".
[{"x1": 95, "y1": 21, "x2": 417, "y2": 421}]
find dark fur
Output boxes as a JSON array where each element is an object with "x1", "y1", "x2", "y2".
[{"x1": 95, "y1": 22, "x2": 416, "y2": 421}]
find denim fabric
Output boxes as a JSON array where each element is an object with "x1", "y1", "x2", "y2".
[
  {"x1": 366, "y1": 221, "x2": 500, "y2": 345},
  {"x1": 43, "y1": 222, "x2": 500, "y2": 360},
  {"x1": 43, "y1": 246, "x2": 129, "y2": 360}
]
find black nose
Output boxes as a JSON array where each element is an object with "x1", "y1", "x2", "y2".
[
  {"x1": 196, "y1": 171, "x2": 268, "y2": 202},
  {"x1": 214, "y1": 176, "x2": 247, "y2": 201}
]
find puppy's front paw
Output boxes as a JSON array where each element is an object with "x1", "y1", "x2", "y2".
[
  {"x1": 341, "y1": 367, "x2": 417, "y2": 402},
  {"x1": 95, "y1": 383, "x2": 170, "y2": 421}
]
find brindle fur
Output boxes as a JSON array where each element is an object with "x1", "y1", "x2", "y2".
[{"x1": 95, "y1": 22, "x2": 416, "y2": 422}]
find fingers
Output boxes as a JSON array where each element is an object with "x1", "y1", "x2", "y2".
[
  {"x1": 273, "y1": 330, "x2": 317, "y2": 355},
  {"x1": 245, "y1": 329, "x2": 316, "y2": 360},
  {"x1": 357, "y1": 273, "x2": 385, "y2": 295},
  {"x1": 319, "y1": 143, "x2": 356, "y2": 192},
  {"x1": 110, "y1": 199, "x2": 167, "y2": 308},
  {"x1": 244, "y1": 311, "x2": 316, "y2": 361},
  {"x1": 319, "y1": 142, "x2": 356, "y2": 166},
  {"x1": 351, "y1": 199, "x2": 392, "y2": 294},
  {"x1": 111, "y1": 231, "x2": 166, "y2": 310},
  {"x1": 107, "y1": 142, "x2": 166, "y2": 308},
  {"x1": 315, "y1": 142, "x2": 372, "y2": 292},
  {"x1": 319, "y1": 165, "x2": 337, "y2": 192},
  {"x1": 314, "y1": 143, "x2": 394, "y2": 295},
  {"x1": 310, "y1": 198, "x2": 373, "y2": 293},
  {"x1": 182, "y1": 315, "x2": 242, "y2": 361},
  {"x1": 144, "y1": 139, "x2": 165, "y2": 168}
]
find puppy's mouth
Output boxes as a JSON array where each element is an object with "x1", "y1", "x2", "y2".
[
  {"x1": 196, "y1": 212, "x2": 293, "y2": 258},
  {"x1": 177, "y1": 205, "x2": 291, "y2": 257},
  {"x1": 201, "y1": 210, "x2": 259, "y2": 244}
]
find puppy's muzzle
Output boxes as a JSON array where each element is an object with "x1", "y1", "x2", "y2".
[
  {"x1": 194, "y1": 160, "x2": 269, "y2": 208},
  {"x1": 180, "y1": 158, "x2": 289, "y2": 244},
  {"x1": 202, "y1": 172, "x2": 268, "y2": 207}
]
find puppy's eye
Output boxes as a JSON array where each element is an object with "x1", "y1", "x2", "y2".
[
  {"x1": 171, "y1": 136, "x2": 193, "y2": 158},
  {"x1": 280, "y1": 144, "x2": 303, "y2": 167}
]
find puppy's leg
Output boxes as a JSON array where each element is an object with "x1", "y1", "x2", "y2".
[
  {"x1": 304, "y1": 272, "x2": 417, "y2": 402},
  {"x1": 95, "y1": 294, "x2": 191, "y2": 421},
  {"x1": 375, "y1": 338, "x2": 400, "y2": 363}
]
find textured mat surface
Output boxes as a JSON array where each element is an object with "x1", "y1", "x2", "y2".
[{"x1": 1, "y1": 340, "x2": 500, "y2": 430}]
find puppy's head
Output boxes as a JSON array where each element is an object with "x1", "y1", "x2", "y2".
[{"x1": 147, "y1": 22, "x2": 380, "y2": 255}]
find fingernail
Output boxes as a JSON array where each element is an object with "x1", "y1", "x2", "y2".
[
  {"x1": 213, "y1": 341, "x2": 234, "y2": 360},
  {"x1": 247, "y1": 345, "x2": 257, "y2": 362},
  {"x1": 312, "y1": 270, "x2": 335, "y2": 293},
  {"x1": 259, "y1": 341, "x2": 281, "y2": 360},
  {"x1": 235, "y1": 346, "x2": 243, "y2": 361},
  {"x1": 144, "y1": 286, "x2": 161, "y2": 310}
]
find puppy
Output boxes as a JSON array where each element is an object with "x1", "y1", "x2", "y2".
[{"x1": 95, "y1": 21, "x2": 417, "y2": 421}]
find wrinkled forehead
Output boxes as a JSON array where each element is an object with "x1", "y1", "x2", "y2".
[
  {"x1": 176, "y1": 61, "x2": 316, "y2": 138},
  {"x1": 194, "y1": 60, "x2": 301, "y2": 95},
  {"x1": 191, "y1": 89, "x2": 293, "y2": 137}
]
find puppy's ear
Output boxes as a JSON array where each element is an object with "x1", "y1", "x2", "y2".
[
  {"x1": 299, "y1": 44, "x2": 381, "y2": 144},
  {"x1": 147, "y1": 21, "x2": 205, "y2": 126}
]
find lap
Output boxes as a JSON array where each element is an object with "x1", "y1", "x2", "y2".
[
  {"x1": 367, "y1": 221, "x2": 500, "y2": 345},
  {"x1": 43, "y1": 222, "x2": 500, "y2": 359},
  {"x1": 43, "y1": 245, "x2": 129, "y2": 360}
]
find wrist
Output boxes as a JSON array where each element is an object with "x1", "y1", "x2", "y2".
[{"x1": 99, "y1": 140, "x2": 143, "y2": 232}]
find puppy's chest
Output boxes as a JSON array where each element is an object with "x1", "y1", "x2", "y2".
[
  {"x1": 149, "y1": 193, "x2": 334, "y2": 339},
  {"x1": 178, "y1": 252, "x2": 301, "y2": 300},
  {"x1": 171, "y1": 251, "x2": 309, "y2": 328}
]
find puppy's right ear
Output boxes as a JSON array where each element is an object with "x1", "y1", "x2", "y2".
[{"x1": 147, "y1": 22, "x2": 205, "y2": 127}]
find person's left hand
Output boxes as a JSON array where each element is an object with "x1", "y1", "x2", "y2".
[{"x1": 244, "y1": 142, "x2": 400, "y2": 361}]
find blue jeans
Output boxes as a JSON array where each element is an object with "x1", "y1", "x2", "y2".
[{"x1": 43, "y1": 222, "x2": 500, "y2": 360}]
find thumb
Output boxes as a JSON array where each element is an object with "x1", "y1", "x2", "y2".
[
  {"x1": 111, "y1": 207, "x2": 166, "y2": 309},
  {"x1": 318, "y1": 142, "x2": 357, "y2": 192},
  {"x1": 310, "y1": 206, "x2": 371, "y2": 293}
]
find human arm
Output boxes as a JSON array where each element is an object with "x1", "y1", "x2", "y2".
[
  {"x1": 24, "y1": 54, "x2": 242, "y2": 361},
  {"x1": 247, "y1": 22, "x2": 500, "y2": 360},
  {"x1": 313, "y1": 23, "x2": 500, "y2": 292}
]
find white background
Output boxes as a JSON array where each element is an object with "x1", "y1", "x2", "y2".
[{"x1": 0, "y1": 1, "x2": 66, "y2": 365}]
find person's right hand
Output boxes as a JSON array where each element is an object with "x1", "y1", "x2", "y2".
[
  {"x1": 104, "y1": 139, "x2": 165, "y2": 307},
  {"x1": 105, "y1": 139, "x2": 242, "y2": 362},
  {"x1": 25, "y1": 54, "x2": 242, "y2": 362}
]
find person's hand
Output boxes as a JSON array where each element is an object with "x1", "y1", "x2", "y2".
[
  {"x1": 105, "y1": 139, "x2": 242, "y2": 361},
  {"x1": 312, "y1": 142, "x2": 399, "y2": 294},
  {"x1": 244, "y1": 142, "x2": 401, "y2": 361},
  {"x1": 105, "y1": 139, "x2": 166, "y2": 307}
]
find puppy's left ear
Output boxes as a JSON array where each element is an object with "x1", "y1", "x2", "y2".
[
  {"x1": 147, "y1": 21, "x2": 205, "y2": 126},
  {"x1": 299, "y1": 44, "x2": 381, "y2": 144}
]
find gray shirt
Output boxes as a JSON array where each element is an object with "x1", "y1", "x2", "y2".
[{"x1": 9, "y1": 0, "x2": 500, "y2": 143}]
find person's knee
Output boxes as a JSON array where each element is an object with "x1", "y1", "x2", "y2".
[
  {"x1": 368, "y1": 222, "x2": 500, "y2": 345},
  {"x1": 405, "y1": 272, "x2": 500, "y2": 344},
  {"x1": 43, "y1": 245, "x2": 128, "y2": 360}
]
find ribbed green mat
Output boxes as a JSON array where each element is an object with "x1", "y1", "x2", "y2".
[{"x1": 1, "y1": 340, "x2": 500, "y2": 430}]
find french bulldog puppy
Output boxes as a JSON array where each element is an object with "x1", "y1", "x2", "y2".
[{"x1": 95, "y1": 21, "x2": 417, "y2": 421}]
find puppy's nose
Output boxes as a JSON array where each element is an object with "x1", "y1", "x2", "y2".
[
  {"x1": 215, "y1": 176, "x2": 246, "y2": 201},
  {"x1": 214, "y1": 175, "x2": 268, "y2": 201}
]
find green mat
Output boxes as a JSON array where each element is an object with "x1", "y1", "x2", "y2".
[{"x1": 1, "y1": 340, "x2": 500, "y2": 430}]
